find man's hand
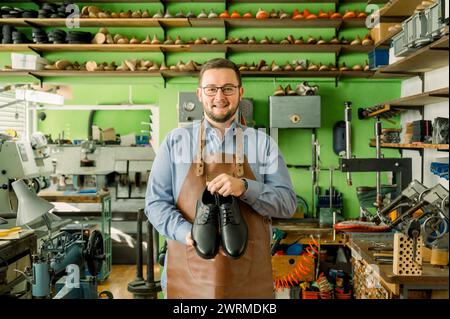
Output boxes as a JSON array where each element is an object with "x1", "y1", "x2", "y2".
[
  {"x1": 207, "y1": 173, "x2": 246, "y2": 197},
  {"x1": 186, "y1": 232, "x2": 195, "y2": 247}
]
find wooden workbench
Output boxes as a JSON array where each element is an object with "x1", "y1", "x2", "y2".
[
  {"x1": 38, "y1": 190, "x2": 110, "y2": 203},
  {"x1": 348, "y1": 237, "x2": 449, "y2": 299}
]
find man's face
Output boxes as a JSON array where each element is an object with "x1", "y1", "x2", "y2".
[{"x1": 196, "y1": 68, "x2": 243, "y2": 123}]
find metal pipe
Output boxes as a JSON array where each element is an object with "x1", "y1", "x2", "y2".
[
  {"x1": 312, "y1": 129, "x2": 317, "y2": 218},
  {"x1": 135, "y1": 209, "x2": 144, "y2": 281},
  {"x1": 375, "y1": 116, "x2": 383, "y2": 214},
  {"x1": 146, "y1": 220, "x2": 154, "y2": 285},
  {"x1": 344, "y1": 101, "x2": 352, "y2": 186}
]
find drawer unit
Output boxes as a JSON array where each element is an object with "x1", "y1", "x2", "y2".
[{"x1": 269, "y1": 96, "x2": 321, "y2": 128}]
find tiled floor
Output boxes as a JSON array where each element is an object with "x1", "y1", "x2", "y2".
[{"x1": 98, "y1": 264, "x2": 161, "y2": 299}]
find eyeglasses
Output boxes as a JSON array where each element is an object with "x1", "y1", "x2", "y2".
[{"x1": 202, "y1": 85, "x2": 239, "y2": 96}]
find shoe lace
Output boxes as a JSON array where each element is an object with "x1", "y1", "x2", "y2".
[
  {"x1": 221, "y1": 205, "x2": 236, "y2": 226},
  {"x1": 199, "y1": 207, "x2": 215, "y2": 224}
]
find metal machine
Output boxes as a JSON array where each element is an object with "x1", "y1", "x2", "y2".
[
  {"x1": 26, "y1": 227, "x2": 107, "y2": 299},
  {"x1": 0, "y1": 135, "x2": 53, "y2": 213},
  {"x1": 49, "y1": 144, "x2": 155, "y2": 201}
]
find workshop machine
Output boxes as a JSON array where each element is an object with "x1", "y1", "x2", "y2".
[
  {"x1": 0, "y1": 134, "x2": 53, "y2": 213},
  {"x1": 49, "y1": 144, "x2": 155, "y2": 201},
  {"x1": 10, "y1": 179, "x2": 110, "y2": 299}
]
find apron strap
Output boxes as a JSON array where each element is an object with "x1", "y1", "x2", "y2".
[
  {"x1": 195, "y1": 120, "x2": 205, "y2": 176},
  {"x1": 236, "y1": 125, "x2": 244, "y2": 178},
  {"x1": 195, "y1": 119, "x2": 245, "y2": 177}
]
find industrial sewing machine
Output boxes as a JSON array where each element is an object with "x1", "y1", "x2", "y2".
[
  {"x1": 1, "y1": 180, "x2": 110, "y2": 299},
  {"x1": 1, "y1": 134, "x2": 110, "y2": 298}
]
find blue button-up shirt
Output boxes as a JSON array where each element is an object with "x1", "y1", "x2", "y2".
[{"x1": 145, "y1": 119, "x2": 297, "y2": 289}]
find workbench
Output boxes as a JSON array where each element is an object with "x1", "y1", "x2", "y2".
[
  {"x1": 0, "y1": 229, "x2": 36, "y2": 297},
  {"x1": 272, "y1": 219, "x2": 347, "y2": 246},
  {"x1": 38, "y1": 190, "x2": 112, "y2": 281},
  {"x1": 348, "y1": 234, "x2": 449, "y2": 299}
]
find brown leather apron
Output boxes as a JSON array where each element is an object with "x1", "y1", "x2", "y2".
[{"x1": 166, "y1": 120, "x2": 274, "y2": 299}]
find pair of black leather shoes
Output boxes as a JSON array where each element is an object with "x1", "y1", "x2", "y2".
[{"x1": 192, "y1": 187, "x2": 248, "y2": 260}]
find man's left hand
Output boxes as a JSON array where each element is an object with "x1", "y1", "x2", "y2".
[{"x1": 207, "y1": 173, "x2": 246, "y2": 197}]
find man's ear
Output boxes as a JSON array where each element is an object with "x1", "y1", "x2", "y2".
[
  {"x1": 196, "y1": 87, "x2": 202, "y2": 102},
  {"x1": 239, "y1": 86, "x2": 244, "y2": 101}
]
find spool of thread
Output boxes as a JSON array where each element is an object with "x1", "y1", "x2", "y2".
[{"x1": 430, "y1": 248, "x2": 449, "y2": 266}]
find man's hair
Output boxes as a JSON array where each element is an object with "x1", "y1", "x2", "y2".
[{"x1": 198, "y1": 58, "x2": 242, "y2": 87}]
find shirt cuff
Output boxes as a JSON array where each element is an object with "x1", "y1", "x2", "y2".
[
  {"x1": 239, "y1": 178, "x2": 261, "y2": 205},
  {"x1": 175, "y1": 221, "x2": 192, "y2": 245}
]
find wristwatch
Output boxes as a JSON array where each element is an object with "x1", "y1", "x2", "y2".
[{"x1": 241, "y1": 178, "x2": 248, "y2": 192}]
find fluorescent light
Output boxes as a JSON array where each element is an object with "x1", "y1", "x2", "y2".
[{"x1": 15, "y1": 89, "x2": 64, "y2": 105}]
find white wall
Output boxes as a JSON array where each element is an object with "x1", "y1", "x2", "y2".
[{"x1": 400, "y1": 66, "x2": 449, "y2": 190}]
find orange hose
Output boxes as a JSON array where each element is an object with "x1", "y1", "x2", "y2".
[{"x1": 274, "y1": 236, "x2": 319, "y2": 292}]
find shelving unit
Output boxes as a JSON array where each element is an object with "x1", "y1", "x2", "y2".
[
  {"x1": 378, "y1": 0, "x2": 424, "y2": 19},
  {"x1": 0, "y1": 17, "x2": 367, "y2": 29},
  {"x1": 0, "y1": 69, "x2": 376, "y2": 79},
  {"x1": 0, "y1": 43, "x2": 376, "y2": 54},
  {"x1": 377, "y1": 35, "x2": 449, "y2": 75},
  {"x1": 362, "y1": 87, "x2": 449, "y2": 118},
  {"x1": 0, "y1": 0, "x2": 381, "y2": 87}
]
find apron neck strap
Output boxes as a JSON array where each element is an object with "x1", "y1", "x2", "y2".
[{"x1": 195, "y1": 119, "x2": 245, "y2": 178}]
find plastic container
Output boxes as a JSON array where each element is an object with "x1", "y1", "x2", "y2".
[
  {"x1": 11, "y1": 53, "x2": 48, "y2": 70},
  {"x1": 368, "y1": 48, "x2": 389, "y2": 69},
  {"x1": 392, "y1": 31, "x2": 415, "y2": 57},
  {"x1": 426, "y1": 2, "x2": 443, "y2": 38},
  {"x1": 412, "y1": 12, "x2": 432, "y2": 47}
]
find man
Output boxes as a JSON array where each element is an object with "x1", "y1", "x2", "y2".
[{"x1": 145, "y1": 58, "x2": 296, "y2": 298}]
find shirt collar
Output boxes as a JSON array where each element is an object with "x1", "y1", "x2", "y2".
[{"x1": 203, "y1": 117, "x2": 239, "y2": 137}]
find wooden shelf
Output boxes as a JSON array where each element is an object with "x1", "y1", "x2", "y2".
[
  {"x1": 375, "y1": 28, "x2": 402, "y2": 47},
  {"x1": 0, "y1": 18, "x2": 189, "y2": 28},
  {"x1": 377, "y1": 35, "x2": 449, "y2": 75},
  {"x1": 0, "y1": 43, "x2": 375, "y2": 54},
  {"x1": 0, "y1": 17, "x2": 367, "y2": 29},
  {"x1": 0, "y1": 69, "x2": 376, "y2": 79},
  {"x1": 379, "y1": 0, "x2": 423, "y2": 18},
  {"x1": 0, "y1": 0, "x2": 383, "y2": 4},
  {"x1": 370, "y1": 142, "x2": 450, "y2": 151},
  {"x1": 364, "y1": 87, "x2": 449, "y2": 114}
]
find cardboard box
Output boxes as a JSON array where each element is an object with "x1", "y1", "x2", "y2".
[
  {"x1": 102, "y1": 127, "x2": 116, "y2": 142},
  {"x1": 92, "y1": 125, "x2": 101, "y2": 140},
  {"x1": 370, "y1": 23, "x2": 400, "y2": 44},
  {"x1": 11, "y1": 53, "x2": 48, "y2": 70}
]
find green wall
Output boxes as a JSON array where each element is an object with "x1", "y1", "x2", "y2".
[{"x1": 0, "y1": 1, "x2": 401, "y2": 218}]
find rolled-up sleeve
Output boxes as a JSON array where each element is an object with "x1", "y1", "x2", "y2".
[{"x1": 145, "y1": 134, "x2": 191, "y2": 244}]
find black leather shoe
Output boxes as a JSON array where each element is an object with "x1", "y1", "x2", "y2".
[
  {"x1": 192, "y1": 188, "x2": 219, "y2": 259},
  {"x1": 218, "y1": 195, "x2": 248, "y2": 259}
]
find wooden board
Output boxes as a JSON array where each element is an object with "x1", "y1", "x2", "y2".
[
  {"x1": 369, "y1": 142, "x2": 449, "y2": 150},
  {"x1": 393, "y1": 233, "x2": 422, "y2": 276},
  {"x1": 379, "y1": 0, "x2": 424, "y2": 17}
]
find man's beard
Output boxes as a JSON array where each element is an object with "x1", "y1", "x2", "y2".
[{"x1": 204, "y1": 102, "x2": 238, "y2": 123}]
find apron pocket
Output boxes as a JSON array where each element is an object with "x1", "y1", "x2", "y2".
[{"x1": 186, "y1": 240, "x2": 254, "y2": 287}]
